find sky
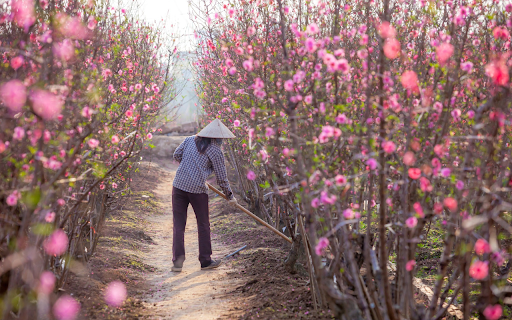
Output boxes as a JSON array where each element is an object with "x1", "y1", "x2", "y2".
[
  {"x1": 140, "y1": 0, "x2": 200, "y2": 123},
  {"x1": 140, "y1": 0, "x2": 195, "y2": 51}
]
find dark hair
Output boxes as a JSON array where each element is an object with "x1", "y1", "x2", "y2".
[{"x1": 195, "y1": 136, "x2": 222, "y2": 154}]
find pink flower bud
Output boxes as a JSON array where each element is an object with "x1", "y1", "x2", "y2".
[
  {"x1": 469, "y1": 260, "x2": 488, "y2": 280},
  {"x1": 30, "y1": 89, "x2": 63, "y2": 120},
  {"x1": 53, "y1": 295, "x2": 80, "y2": 320},
  {"x1": 246, "y1": 171, "x2": 256, "y2": 180},
  {"x1": 406, "y1": 260, "x2": 416, "y2": 271},
  {"x1": 483, "y1": 304, "x2": 502, "y2": 320},
  {"x1": 315, "y1": 237, "x2": 329, "y2": 256},
  {"x1": 0, "y1": 80, "x2": 27, "y2": 113},
  {"x1": 44, "y1": 229, "x2": 69, "y2": 256},
  {"x1": 474, "y1": 239, "x2": 490, "y2": 255},
  {"x1": 406, "y1": 216, "x2": 418, "y2": 228},
  {"x1": 104, "y1": 281, "x2": 127, "y2": 307}
]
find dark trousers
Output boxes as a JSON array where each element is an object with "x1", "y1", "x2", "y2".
[{"x1": 172, "y1": 187, "x2": 212, "y2": 267}]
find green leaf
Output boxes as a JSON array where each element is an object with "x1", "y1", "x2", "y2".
[
  {"x1": 22, "y1": 188, "x2": 41, "y2": 209},
  {"x1": 92, "y1": 162, "x2": 107, "y2": 178},
  {"x1": 32, "y1": 223, "x2": 54, "y2": 236},
  {"x1": 259, "y1": 181, "x2": 271, "y2": 189}
]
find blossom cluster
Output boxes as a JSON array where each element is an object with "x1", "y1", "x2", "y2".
[
  {"x1": 0, "y1": 0, "x2": 174, "y2": 318},
  {"x1": 194, "y1": 0, "x2": 512, "y2": 319}
]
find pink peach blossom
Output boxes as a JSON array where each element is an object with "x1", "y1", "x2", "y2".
[
  {"x1": 383, "y1": 38, "x2": 400, "y2": 59},
  {"x1": 474, "y1": 239, "x2": 490, "y2": 255},
  {"x1": 242, "y1": 60, "x2": 253, "y2": 71},
  {"x1": 408, "y1": 168, "x2": 421, "y2": 180},
  {"x1": 87, "y1": 16, "x2": 97, "y2": 30},
  {"x1": 469, "y1": 260, "x2": 488, "y2": 280},
  {"x1": 30, "y1": 89, "x2": 63, "y2": 120},
  {"x1": 403, "y1": 151, "x2": 416, "y2": 166},
  {"x1": 11, "y1": 56, "x2": 24, "y2": 70},
  {"x1": 88, "y1": 139, "x2": 99, "y2": 148},
  {"x1": 406, "y1": 260, "x2": 416, "y2": 271},
  {"x1": 104, "y1": 281, "x2": 127, "y2": 307},
  {"x1": 379, "y1": 21, "x2": 396, "y2": 38},
  {"x1": 343, "y1": 208, "x2": 355, "y2": 219},
  {"x1": 284, "y1": 80, "x2": 294, "y2": 91},
  {"x1": 305, "y1": 38, "x2": 317, "y2": 53},
  {"x1": 451, "y1": 109, "x2": 461, "y2": 121},
  {"x1": 381, "y1": 140, "x2": 396, "y2": 154},
  {"x1": 336, "y1": 113, "x2": 348, "y2": 124},
  {"x1": 366, "y1": 158, "x2": 377, "y2": 170},
  {"x1": 320, "y1": 191, "x2": 337, "y2": 205},
  {"x1": 53, "y1": 295, "x2": 80, "y2": 320},
  {"x1": 13, "y1": 127, "x2": 25, "y2": 140},
  {"x1": 441, "y1": 168, "x2": 451, "y2": 177},
  {"x1": 335, "y1": 175, "x2": 347, "y2": 186},
  {"x1": 53, "y1": 39, "x2": 75, "y2": 61},
  {"x1": 436, "y1": 43, "x2": 454, "y2": 66},
  {"x1": 6, "y1": 190, "x2": 20, "y2": 206},
  {"x1": 247, "y1": 26, "x2": 256, "y2": 36},
  {"x1": 315, "y1": 237, "x2": 329, "y2": 256},
  {"x1": 336, "y1": 59, "x2": 350, "y2": 74},
  {"x1": 306, "y1": 23, "x2": 319, "y2": 35},
  {"x1": 413, "y1": 202, "x2": 424, "y2": 218},
  {"x1": 493, "y1": 26, "x2": 509, "y2": 40},
  {"x1": 483, "y1": 304, "x2": 502, "y2": 320},
  {"x1": 12, "y1": 0, "x2": 36, "y2": 32},
  {"x1": 443, "y1": 197, "x2": 457, "y2": 212},
  {"x1": 401, "y1": 70, "x2": 419, "y2": 93},
  {"x1": 45, "y1": 211, "x2": 55, "y2": 223},
  {"x1": 58, "y1": 15, "x2": 90, "y2": 40},
  {"x1": 247, "y1": 171, "x2": 256, "y2": 180},
  {"x1": 433, "y1": 202, "x2": 443, "y2": 214},
  {"x1": 406, "y1": 216, "x2": 417, "y2": 228},
  {"x1": 485, "y1": 60, "x2": 509, "y2": 86},
  {"x1": 44, "y1": 229, "x2": 69, "y2": 256},
  {"x1": 0, "y1": 80, "x2": 27, "y2": 113},
  {"x1": 491, "y1": 251, "x2": 505, "y2": 266},
  {"x1": 461, "y1": 61, "x2": 473, "y2": 73}
]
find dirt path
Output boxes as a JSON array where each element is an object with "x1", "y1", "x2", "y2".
[{"x1": 139, "y1": 161, "x2": 242, "y2": 320}]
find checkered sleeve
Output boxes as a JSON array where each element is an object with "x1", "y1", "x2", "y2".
[
  {"x1": 207, "y1": 145, "x2": 233, "y2": 199},
  {"x1": 173, "y1": 138, "x2": 186, "y2": 163}
]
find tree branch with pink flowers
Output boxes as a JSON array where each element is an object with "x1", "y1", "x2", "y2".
[{"x1": 193, "y1": 0, "x2": 512, "y2": 319}]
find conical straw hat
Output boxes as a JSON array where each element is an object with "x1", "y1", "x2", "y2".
[{"x1": 197, "y1": 119, "x2": 236, "y2": 138}]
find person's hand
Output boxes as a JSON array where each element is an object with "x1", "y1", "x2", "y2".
[
  {"x1": 205, "y1": 183, "x2": 209, "y2": 191},
  {"x1": 228, "y1": 197, "x2": 238, "y2": 207}
]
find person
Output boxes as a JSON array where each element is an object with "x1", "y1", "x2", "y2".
[{"x1": 171, "y1": 119, "x2": 237, "y2": 272}]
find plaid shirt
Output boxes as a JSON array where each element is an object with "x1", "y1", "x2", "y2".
[{"x1": 173, "y1": 136, "x2": 233, "y2": 199}]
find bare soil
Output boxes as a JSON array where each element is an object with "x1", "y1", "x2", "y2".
[
  {"x1": 64, "y1": 156, "x2": 326, "y2": 319},
  {"x1": 210, "y1": 196, "x2": 334, "y2": 319}
]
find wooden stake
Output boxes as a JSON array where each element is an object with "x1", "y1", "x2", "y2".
[{"x1": 207, "y1": 183, "x2": 292, "y2": 244}]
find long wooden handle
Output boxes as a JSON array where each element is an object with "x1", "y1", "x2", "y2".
[{"x1": 206, "y1": 183, "x2": 292, "y2": 244}]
